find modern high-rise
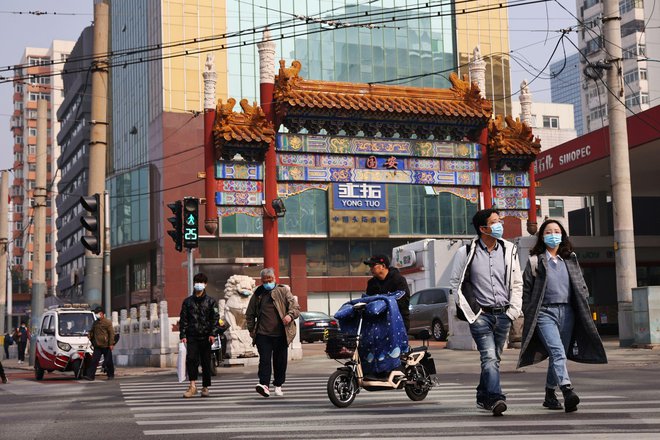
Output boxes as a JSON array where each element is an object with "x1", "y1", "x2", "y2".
[
  {"x1": 550, "y1": 52, "x2": 585, "y2": 136},
  {"x1": 9, "y1": 41, "x2": 74, "y2": 317},
  {"x1": 577, "y1": 0, "x2": 659, "y2": 132},
  {"x1": 55, "y1": 27, "x2": 94, "y2": 301}
]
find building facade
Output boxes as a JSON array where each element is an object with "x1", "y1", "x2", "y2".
[
  {"x1": 550, "y1": 52, "x2": 585, "y2": 136},
  {"x1": 55, "y1": 27, "x2": 94, "y2": 301},
  {"x1": 102, "y1": 0, "x2": 530, "y2": 318},
  {"x1": 577, "y1": 0, "x2": 659, "y2": 133},
  {"x1": 9, "y1": 41, "x2": 74, "y2": 318},
  {"x1": 104, "y1": 0, "x2": 466, "y2": 315}
]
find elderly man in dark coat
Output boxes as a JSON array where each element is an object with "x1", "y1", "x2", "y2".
[{"x1": 518, "y1": 219, "x2": 607, "y2": 413}]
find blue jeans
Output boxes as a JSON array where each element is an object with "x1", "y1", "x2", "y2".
[
  {"x1": 536, "y1": 303, "x2": 574, "y2": 389},
  {"x1": 469, "y1": 312, "x2": 512, "y2": 405}
]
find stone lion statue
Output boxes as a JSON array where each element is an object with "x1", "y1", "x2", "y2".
[{"x1": 223, "y1": 274, "x2": 258, "y2": 358}]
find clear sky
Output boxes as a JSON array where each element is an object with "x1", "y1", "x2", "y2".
[{"x1": 0, "y1": 0, "x2": 579, "y2": 172}]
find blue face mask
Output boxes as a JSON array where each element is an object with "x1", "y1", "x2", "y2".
[
  {"x1": 193, "y1": 283, "x2": 206, "y2": 292},
  {"x1": 263, "y1": 282, "x2": 275, "y2": 291},
  {"x1": 543, "y1": 233, "x2": 562, "y2": 248},
  {"x1": 488, "y1": 222, "x2": 504, "y2": 239}
]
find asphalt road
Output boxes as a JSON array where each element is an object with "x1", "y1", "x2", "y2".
[{"x1": 1, "y1": 338, "x2": 659, "y2": 440}]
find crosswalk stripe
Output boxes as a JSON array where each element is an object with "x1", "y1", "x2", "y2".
[
  {"x1": 119, "y1": 374, "x2": 660, "y2": 438},
  {"x1": 142, "y1": 418, "x2": 660, "y2": 436}
]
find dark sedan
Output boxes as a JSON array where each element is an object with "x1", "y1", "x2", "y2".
[{"x1": 300, "y1": 311, "x2": 340, "y2": 343}]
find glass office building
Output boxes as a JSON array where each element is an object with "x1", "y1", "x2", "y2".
[{"x1": 226, "y1": 0, "x2": 456, "y2": 101}]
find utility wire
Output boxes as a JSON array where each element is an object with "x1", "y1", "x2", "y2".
[{"x1": 0, "y1": 0, "x2": 551, "y2": 84}]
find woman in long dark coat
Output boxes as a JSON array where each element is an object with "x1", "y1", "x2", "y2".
[{"x1": 518, "y1": 219, "x2": 607, "y2": 413}]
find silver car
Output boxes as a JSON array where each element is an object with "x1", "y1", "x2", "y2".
[{"x1": 408, "y1": 288, "x2": 450, "y2": 341}]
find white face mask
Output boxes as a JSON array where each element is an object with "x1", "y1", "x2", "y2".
[{"x1": 193, "y1": 283, "x2": 206, "y2": 292}]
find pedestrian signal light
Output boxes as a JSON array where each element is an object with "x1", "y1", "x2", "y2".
[
  {"x1": 167, "y1": 200, "x2": 183, "y2": 252},
  {"x1": 80, "y1": 193, "x2": 101, "y2": 255},
  {"x1": 183, "y1": 197, "x2": 199, "y2": 249}
]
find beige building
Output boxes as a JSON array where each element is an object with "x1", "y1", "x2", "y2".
[
  {"x1": 9, "y1": 41, "x2": 74, "y2": 312},
  {"x1": 456, "y1": 0, "x2": 512, "y2": 117}
]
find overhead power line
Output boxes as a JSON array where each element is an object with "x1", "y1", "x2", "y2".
[{"x1": 0, "y1": 0, "x2": 552, "y2": 84}]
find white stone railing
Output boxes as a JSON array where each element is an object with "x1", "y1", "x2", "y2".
[
  {"x1": 111, "y1": 299, "x2": 303, "y2": 368},
  {"x1": 112, "y1": 300, "x2": 179, "y2": 367}
]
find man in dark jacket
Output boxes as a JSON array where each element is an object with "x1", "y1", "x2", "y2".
[
  {"x1": 364, "y1": 254, "x2": 411, "y2": 331},
  {"x1": 83, "y1": 307, "x2": 115, "y2": 381},
  {"x1": 180, "y1": 273, "x2": 220, "y2": 398},
  {"x1": 15, "y1": 323, "x2": 29, "y2": 364}
]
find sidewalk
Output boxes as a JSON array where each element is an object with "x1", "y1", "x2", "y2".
[{"x1": 2, "y1": 336, "x2": 656, "y2": 378}]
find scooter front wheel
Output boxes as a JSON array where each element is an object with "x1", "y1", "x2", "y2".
[{"x1": 327, "y1": 370, "x2": 357, "y2": 408}]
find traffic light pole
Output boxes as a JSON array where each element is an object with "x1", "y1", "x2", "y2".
[
  {"x1": 83, "y1": 1, "x2": 109, "y2": 309},
  {"x1": 103, "y1": 191, "x2": 111, "y2": 316},
  {"x1": 187, "y1": 248, "x2": 194, "y2": 296}
]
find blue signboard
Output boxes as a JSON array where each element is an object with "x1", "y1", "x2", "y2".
[{"x1": 332, "y1": 183, "x2": 386, "y2": 211}]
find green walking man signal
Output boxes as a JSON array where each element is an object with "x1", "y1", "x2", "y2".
[
  {"x1": 182, "y1": 197, "x2": 199, "y2": 249},
  {"x1": 167, "y1": 197, "x2": 199, "y2": 251}
]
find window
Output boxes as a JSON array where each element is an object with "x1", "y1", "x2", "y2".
[
  {"x1": 543, "y1": 116, "x2": 559, "y2": 129},
  {"x1": 549, "y1": 199, "x2": 564, "y2": 217},
  {"x1": 621, "y1": 19, "x2": 645, "y2": 37},
  {"x1": 620, "y1": 0, "x2": 644, "y2": 14},
  {"x1": 536, "y1": 198, "x2": 542, "y2": 218}
]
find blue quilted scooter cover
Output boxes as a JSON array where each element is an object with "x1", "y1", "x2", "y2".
[{"x1": 334, "y1": 292, "x2": 409, "y2": 374}]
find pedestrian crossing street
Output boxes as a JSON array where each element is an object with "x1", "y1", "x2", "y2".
[{"x1": 119, "y1": 375, "x2": 660, "y2": 439}]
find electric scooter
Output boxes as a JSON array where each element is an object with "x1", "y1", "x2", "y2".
[{"x1": 326, "y1": 301, "x2": 437, "y2": 408}]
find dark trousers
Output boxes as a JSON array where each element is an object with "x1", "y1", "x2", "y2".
[
  {"x1": 3, "y1": 345, "x2": 8, "y2": 359},
  {"x1": 0, "y1": 360, "x2": 5, "y2": 379},
  {"x1": 86, "y1": 347, "x2": 114, "y2": 379},
  {"x1": 17, "y1": 341, "x2": 26, "y2": 362},
  {"x1": 186, "y1": 337, "x2": 212, "y2": 388},
  {"x1": 255, "y1": 334, "x2": 288, "y2": 387}
]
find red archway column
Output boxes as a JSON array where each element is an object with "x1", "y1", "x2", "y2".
[
  {"x1": 478, "y1": 127, "x2": 492, "y2": 208},
  {"x1": 258, "y1": 32, "x2": 279, "y2": 277},
  {"x1": 204, "y1": 108, "x2": 217, "y2": 234},
  {"x1": 260, "y1": 83, "x2": 279, "y2": 277},
  {"x1": 526, "y1": 162, "x2": 538, "y2": 235}
]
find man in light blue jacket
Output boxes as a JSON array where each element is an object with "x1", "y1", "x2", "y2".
[{"x1": 449, "y1": 208, "x2": 522, "y2": 416}]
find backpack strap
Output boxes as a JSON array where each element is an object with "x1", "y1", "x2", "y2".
[{"x1": 529, "y1": 255, "x2": 538, "y2": 277}]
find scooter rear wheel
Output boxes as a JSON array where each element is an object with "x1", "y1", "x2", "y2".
[
  {"x1": 404, "y1": 365, "x2": 430, "y2": 401},
  {"x1": 327, "y1": 370, "x2": 357, "y2": 408}
]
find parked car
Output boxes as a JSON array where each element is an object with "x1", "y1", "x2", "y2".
[
  {"x1": 300, "y1": 311, "x2": 339, "y2": 343},
  {"x1": 34, "y1": 305, "x2": 97, "y2": 380},
  {"x1": 408, "y1": 288, "x2": 450, "y2": 341}
]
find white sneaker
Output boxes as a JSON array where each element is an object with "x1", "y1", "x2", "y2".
[
  {"x1": 274, "y1": 386, "x2": 284, "y2": 396},
  {"x1": 255, "y1": 384, "x2": 270, "y2": 397}
]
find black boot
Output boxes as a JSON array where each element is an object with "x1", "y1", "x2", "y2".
[
  {"x1": 560, "y1": 384, "x2": 580, "y2": 413},
  {"x1": 543, "y1": 387, "x2": 563, "y2": 410}
]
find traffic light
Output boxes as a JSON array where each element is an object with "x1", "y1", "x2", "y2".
[
  {"x1": 167, "y1": 200, "x2": 183, "y2": 252},
  {"x1": 80, "y1": 193, "x2": 101, "y2": 255},
  {"x1": 183, "y1": 197, "x2": 199, "y2": 249}
]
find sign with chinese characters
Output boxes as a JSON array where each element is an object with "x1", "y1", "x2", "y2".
[
  {"x1": 333, "y1": 182, "x2": 386, "y2": 211},
  {"x1": 328, "y1": 183, "x2": 389, "y2": 237}
]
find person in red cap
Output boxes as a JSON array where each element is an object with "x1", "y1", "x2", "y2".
[{"x1": 363, "y1": 254, "x2": 410, "y2": 330}]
